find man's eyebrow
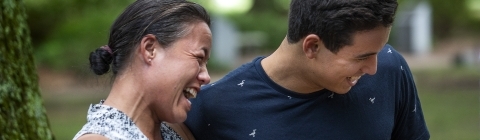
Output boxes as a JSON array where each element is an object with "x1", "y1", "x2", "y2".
[{"x1": 355, "y1": 52, "x2": 377, "y2": 58}]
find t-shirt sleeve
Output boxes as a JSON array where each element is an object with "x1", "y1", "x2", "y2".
[
  {"x1": 390, "y1": 49, "x2": 430, "y2": 140},
  {"x1": 184, "y1": 87, "x2": 209, "y2": 139}
]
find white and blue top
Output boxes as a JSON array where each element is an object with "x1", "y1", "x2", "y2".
[{"x1": 73, "y1": 100, "x2": 182, "y2": 140}]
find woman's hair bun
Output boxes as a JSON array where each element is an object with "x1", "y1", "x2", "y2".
[{"x1": 89, "y1": 46, "x2": 113, "y2": 75}]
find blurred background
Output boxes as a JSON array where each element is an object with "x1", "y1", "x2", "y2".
[{"x1": 25, "y1": 0, "x2": 480, "y2": 139}]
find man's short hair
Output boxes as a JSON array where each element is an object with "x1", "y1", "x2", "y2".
[{"x1": 287, "y1": 0, "x2": 398, "y2": 53}]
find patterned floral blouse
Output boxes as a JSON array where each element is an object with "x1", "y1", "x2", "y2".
[{"x1": 73, "y1": 100, "x2": 183, "y2": 140}]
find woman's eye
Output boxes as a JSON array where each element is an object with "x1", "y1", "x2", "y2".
[{"x1": 197, "y1": 56, "x2": 204, "y2": 63}]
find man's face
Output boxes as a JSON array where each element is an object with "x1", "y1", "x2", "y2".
[{"x1": 307, "y1": 26, "x2": 391, "y2": 94}]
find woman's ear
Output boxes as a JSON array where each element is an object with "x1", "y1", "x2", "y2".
[
  {"x1": 140, "y1": 34, "x2": 159, "y2": 64},
  {"x1": 302, "y1": 34, "x2": 323, "y2": 59}
]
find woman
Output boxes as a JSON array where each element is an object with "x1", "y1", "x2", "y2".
[{"x1": 73, "y1": 0, "x2": 211, "y2": 139}]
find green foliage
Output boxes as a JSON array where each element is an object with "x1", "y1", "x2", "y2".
[
  {"x1": 399, "y1": 0, "x2": 480, "y2": 38},
  {"x1": 25, "y1": 0, "x2": 133, "y2": 72},
  {"x1": 428, "y1": 0, "x2": 472, "y2": 38},
  {"x1": 0, "y1": 0, "x2": 53, "y2": 139},
  {"x1": 26, "y1": 0, "x2": 480, "y2": 72},
  {"x1": 229, "y1": 12, "x2": 288, "y2": 51},
  {"x1": 227, "y1": 0, "x2": 289, "y2": 51}
]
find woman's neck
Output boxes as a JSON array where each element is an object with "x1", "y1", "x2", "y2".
[{"x1": 104, "y1": 73, "x2": 163, "y2": 139}]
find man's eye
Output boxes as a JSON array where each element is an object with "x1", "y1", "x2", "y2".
[{"x1": 357, "y1": 57, "x2": 368, "y2": 61}]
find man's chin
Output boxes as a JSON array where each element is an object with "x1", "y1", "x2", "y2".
[{"x1": 330, "y1": 87, "x2": 351, "y2": 94}]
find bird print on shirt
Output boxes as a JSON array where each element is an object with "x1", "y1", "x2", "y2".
[
  {"x1": 249, "y1": 129, "x2": 256, "y2": 137},
  {"x1": 369, "y1": 97, "x2": 375, "y2": 104},
  {"x1": 387, "y1": 48, "x2": 392, "y2": 53},
  {"x1": 328, "y1": 93, "x2": 334, "y2": 98},
  {"x1": 238, "y1": 80, "x2": 245, "y2": 87}
]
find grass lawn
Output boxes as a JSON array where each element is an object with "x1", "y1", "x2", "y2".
[
  {"x1": 419, "y1": 89, "x2": 479, "y2": 139},
  {"x1": 414, "y1": 68, "x2": 480, "y2": 139},
  {"x1": 42, "y1": 68, "x2": 480, "y2": 139},
  {"x1": 43, "y1": 90, "x2": 108, "y2": 140}
]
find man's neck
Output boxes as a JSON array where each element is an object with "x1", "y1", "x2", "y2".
[{"x1": 261, "y1": 38, "x2": 322, "y2": 94}]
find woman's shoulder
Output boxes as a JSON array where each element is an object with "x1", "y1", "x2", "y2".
[
  {"x1": 73, "y1": 101, "x2": 148, "y2": 140},
  {"x1": 76, "y1": 134, "x2": 109, "y2": 140},
  {"x1": 161, "y1": 122, "x2": 188, "y2": 140}
]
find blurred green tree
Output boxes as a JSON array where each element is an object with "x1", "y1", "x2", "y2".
[
  {"x1": 0, "y1": 0, "x2": 54, "y2": 139},
  {"x1": 25, "y1": 0, "x2": 132, "y2": 72},
  {"x1": 24, "y1": 0, "x2": 480, "y2": 72},
  {"x1": 226, "y1": 0, "x2": 480, "y2": 51},
  {"x1": 228, "y1": 0, "x2": 289, "y2": 51},
  {"x1": 399, "y1": 0, "x2": 480, "y2": 39},
  {"x1": 427, "y1": 0, "x2": 473, "y2": 38}
]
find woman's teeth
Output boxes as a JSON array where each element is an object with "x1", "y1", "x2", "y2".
[
  {"x1": 183, "y1": 88, "x2": 197, "y2": 99},
  {"x1": 348, "y1": 76, "x2": 361, "y2": 81}
]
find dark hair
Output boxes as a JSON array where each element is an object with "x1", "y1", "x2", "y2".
[
  {"x1": 89, "y1": 0, "x2": 210, "y2": 75},
  {"x1": 287, "y1": 0, "x2": 397, "y2": 53}
]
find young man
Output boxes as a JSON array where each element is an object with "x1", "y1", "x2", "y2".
[{"x1": 185, "y1": 0, "x2": 430, "y2": 139}]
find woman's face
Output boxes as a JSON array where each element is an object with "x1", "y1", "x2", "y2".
[{"x1": 149, "y1": 22, "x2": 212, "y2": 123}]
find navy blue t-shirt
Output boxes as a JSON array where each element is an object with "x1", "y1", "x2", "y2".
[{"x1": 185, "y1": 45, "x2": 429, "y2": 140}]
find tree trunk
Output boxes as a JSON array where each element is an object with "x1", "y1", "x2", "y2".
[{"x1": 0, "y1": 0, "x2": 54, "y2": 139}]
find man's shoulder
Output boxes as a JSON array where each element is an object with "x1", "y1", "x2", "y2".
[
  {"x1": 377, "y1": 44, "x2": 410, "y2": 70},
  {"x1": 207, "y1": 57, "x2": 263, "y2": 84},
  {"x1": 357, "y1": 44, "x2": 411, "y2": 83},
  {"x1": 379, "y1": 44, "x2": 404, "y2": 61}
]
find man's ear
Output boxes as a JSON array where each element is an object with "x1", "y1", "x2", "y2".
[
  {"x1": 139, "y1": 34, "x2": 159, "y2": 64},
  {"x1": 302, "y1": 34, "x2": 322, "y2": 59}
]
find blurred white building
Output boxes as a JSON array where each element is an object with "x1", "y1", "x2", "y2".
[
  {"x1": 211, "y1": 16, "x2": 240, "y2": 69},
  {"x1": 393, "y1": 1, "x2": 432, "y2": 55}
]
